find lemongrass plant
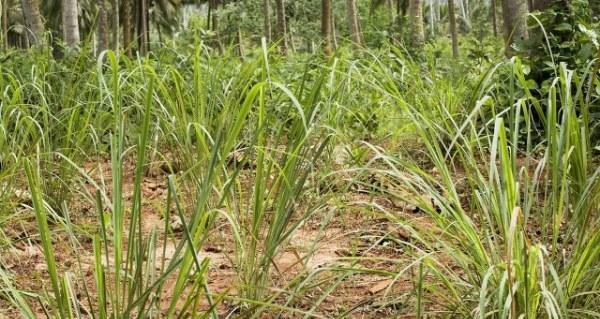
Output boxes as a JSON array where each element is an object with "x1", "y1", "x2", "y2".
[
  {"x1": 363, "y1": 55, "x2": 600, "y2": 317},
  {"x1": 1, "y1": 36, "x2": 598, "y2": 319},
  {"x1": 0, "y1": 41, "x2": 340, "y2": 318}
]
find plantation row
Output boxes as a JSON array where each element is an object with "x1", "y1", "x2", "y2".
[{"x1": 0, "y1": 43, "x2": 597, "y2": 318}]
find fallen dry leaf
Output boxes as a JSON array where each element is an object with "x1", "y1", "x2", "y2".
[{"x1": 368, "y1": 279, "x2": 394, "y2": 295}]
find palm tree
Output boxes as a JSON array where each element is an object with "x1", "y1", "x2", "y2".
[
  {"x1": 395, "y1": 0, "x2": 409, "y2": 41},
  {"x1": 531, "y1": 0, "x2": 552, "y2": 11},
  {"x1": 122, "y1": 0, "x2": 134, "y2": 55},
  {"x1": 97, "y1": 0, "x2": 108, "y2": 53},
  {"x1": 330, "y1": 6, "x2": 337, "y2": 50},
  {"x1": 275, "y1": 0, "x2": 288, "y2": 54},
  {"x1": 346, "y1": 0, "x2": 361, "y2": 48},
  {"x1": 502, "y1": 0, "x2": 528, "y2": 56},
  {"x1": 386, "y1": 0, "x2": 394, "y2": 21},
  {"x1": 149, "y1": 0, "x2": 183, "y2": 43},
  {"x1": 408, "y1": 0, "x2": 424, "y2": 46},
  {"x1": 322, "y1": 0, "x2": 332, "y2": 55},
  {"x1": 1, "y1": 0, "x2": 7, "y2": 48},
  {"x1": 111, "y1": 0, "x2": 118, "y2": 50},
  {"x1": 448, "y1": 0, "x2": 458, "y2": 58},
  {"x1": 21, "y1": 0, "x2": 43, "y2": 45},
  {"x1": 137, "y1": 0, "x2": 150, "y2": 54},
  {"x1": 61, "y1": 0, "x2": 79, "y2": 47},
  {"x1": 262, "y1": 0, "x2": 271, "y2": 42},
  {"x1": 428, "y1": 0, "x2": 436, "y2": 37},
  {"x1": 491, "y1": 0, "x2": 498, "y2": 37}
]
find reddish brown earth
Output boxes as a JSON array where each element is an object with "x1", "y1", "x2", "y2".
[{"x1": 0, "y1": 155, "x2": 443, "y2": 318}]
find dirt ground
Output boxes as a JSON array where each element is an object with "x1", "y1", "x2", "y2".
[{"x1": 0, "y1": 153, "x2": 442, "y2": 318}]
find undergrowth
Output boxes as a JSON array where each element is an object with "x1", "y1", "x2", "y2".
[{"x1": 0, "y1": 41, "x2": 598, "y2": 318}]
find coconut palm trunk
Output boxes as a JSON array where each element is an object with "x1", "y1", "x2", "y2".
[
  {"x1": 491, "y1": 0, "x2": 498, "y2": 37},
  {"x1": 429, "y1": 0, "x2": 436, "y2": 37},
  {"x1": 122, "y1": 0, "x2": 134, "y2": 55},
  {"x1": 346, "y1": 0, "x2": 361, "y2": 48},
  {"x1": 396, "y1": 0, "x2": 409, "y2": 42},
  {"x1": 263, "y1": 0, "x2": 272, "y2": 42},
  {"x1": 409, "y1": 0, "x2": 424, "y2": 46},
  {"x1": 237, "y1": 27, "x2": 245, "y2": 56},
  {"x1": 21, "y1": 0, "x2": 44, "y2": 45},
  {"x1": 111, "y1": 0, "x2": 119, "y2": 51},
  {"x1": 97, "y1": 0, "x2": 109, "y2": 53},
  {"x1": 275, "y1": 0, "x2": 288, "y2": 54},
  {"x1": 448, "y1": 0, "x2": 459, "y2": 58},
  {"x1": 137, "y1": 0, "x2": 149, "y2": 54},
  {"x1": 1, "y1": 0, "x2": 7, "y2": 48},
  {"x1": 531, "y1": 0, "x2": 553, "y2": 10},
  {"x1": 331, "y1": 9, "x2": 337, "y2": 50},
  {"x1": 386, "y1": 0, "x2": 394, "y2": 20},
  {"x1": 502, "y1": 0, "x2": 529, "y2": 56},
  {"x1": 458, "y1": 0, "x2": 470, "y2": 30},
  {"x1": 322, "y1": 0, "x2": 332, "y2": 55},
  {"x1": 61, "y1": 0, "x2": 80, "y2": 48}
]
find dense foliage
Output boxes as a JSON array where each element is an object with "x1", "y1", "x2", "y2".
[{"x1": 0, "y1": 0, "x2": 598, "y2": 318}]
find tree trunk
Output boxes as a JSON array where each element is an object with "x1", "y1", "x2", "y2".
[
  {"x1": 331, "y1": 8, "x2": 338, "y2": 50},
  {"x1": 322, "y1": 0, "x2": 332, "y2": 55},
  {"x1": 97, "y1": 0, "x2": 108, "y2": 54},
  {"x1": 491, "y1": 0, "x2": 498, "y2": 37},
  {"x1": 237, "y1": 27, "x2": 245, "y2": 56},
  {"x1": 1, "y1": 0, "x2": 8, "y2": 48},
  {"x1": 288, "y1": 29, "x2": 296, "y2": 53},
  {"x1": 21, "y1": 0, "x2": 44, "y2": 45},
  {"x1": 207, "y1": 0, "x2": 212, "y2": 29},
  {"x1": 137, "y1": 0, "x2": 149, "y2": 55},
  {"x1": 61, "y1": 0, "x2": 80, "y2": 48},
  {"x1": 396, "y1": 0, "x2": 408, "y2": 42},
  {"x1": 146, "y1": 0, "x2": 150, "y2": 51},
  {"x1": 0, "y1": 0, "x2": 3, "y2": 48},
  {"x1": 122, "y1": 0, "x2": 134, "y2": 56},
  {"x1": 21, "y1": 32, "x2": 28, "y2": 48},
  {"x1": 275, "y1": 0, "x2": 288, "y2": 54},
  {"x1": 111, "y1": 0, "x2": 119, "y2": 51},
  {"x1": 263, "y1": 0, "x2": 272, "y2": 42},
  {"x1": 502, "y1": 0, "x2": 528, "y2": 56},
  {"x1": 386, "y1": 0, "x2": 394, "y2": 21},
  {"x1": 531, "y1": 0, "x2": 553, "y2": 11},
  {"x1": 458, "y1": 0, "x2": 470, "y2": 30},
  {"x1": 448, "y1": 0, "x2": 459, "y2": 58},
  {"x1": 346, "y1": 0, "x2": 361, "y2": 48},
  {"x1": 429, "y1": 0, "x2": 435, "y2": 37},
  {"x1": 408, "y1": 0, "x2": 424, "y2": 46},
  {"x1": 156, "y1": 17, "x2": 163, "y2": 43}
]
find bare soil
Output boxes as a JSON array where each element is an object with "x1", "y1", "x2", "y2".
[{"x1": 0, "y1": 154, "x2": 441, "y2": 318}]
